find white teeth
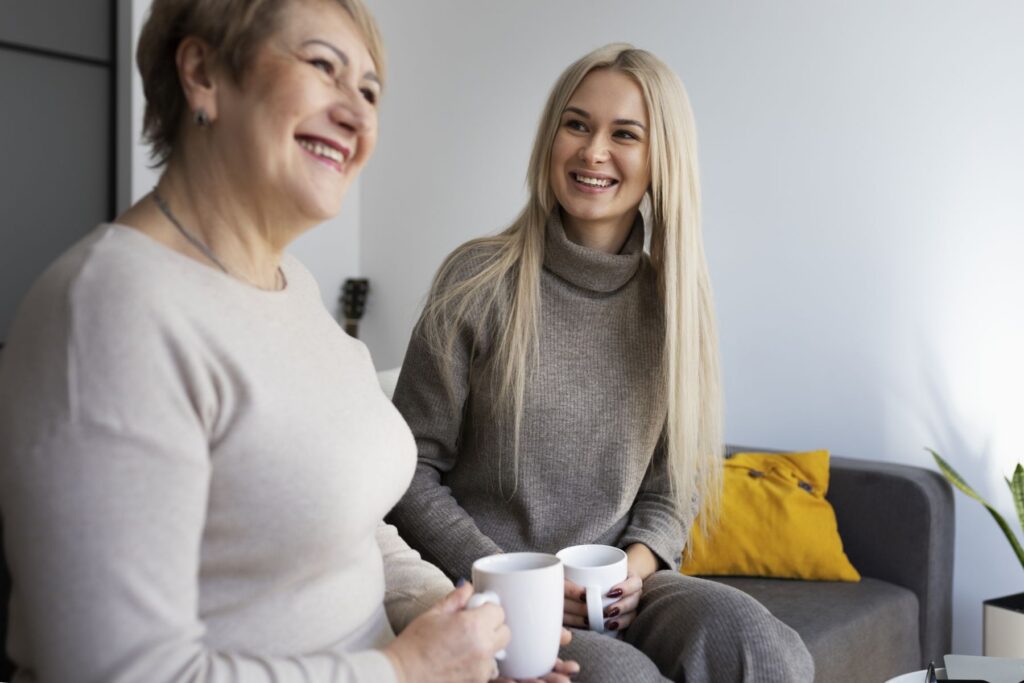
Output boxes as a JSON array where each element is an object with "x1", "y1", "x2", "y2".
[
  {"x1": 573, "y1": 173, "x2": 613, "y2": 187},
  {"x1": 298, "y1": 138, "x2": 344, "y2": 164}
]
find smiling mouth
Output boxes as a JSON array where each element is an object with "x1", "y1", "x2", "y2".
[
  {"x1": 296, "y1": 136, "x2": 347, "y2": 167},
  {"x1": 571, "y1": 172, "x2": 617, "y2": 188}
]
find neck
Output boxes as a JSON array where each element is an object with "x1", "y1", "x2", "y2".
[
  {"x1": 560, "y1": 208, "x2": 639, "y2": 254},
  {"x1": 153, "y1": 145, "x2": 305, "y2": 290}
]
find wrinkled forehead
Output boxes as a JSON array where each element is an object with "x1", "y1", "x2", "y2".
[{"x1": 267, "y1": 0, "x2": 379, "y2": 76}]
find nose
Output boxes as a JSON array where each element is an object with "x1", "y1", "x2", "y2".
[
  {"x1": 578, "y1": 135, "x2": 609, "y2": 165},
  {"x1": 328, "y1": 85, "x2": 375, "y2": 137}
]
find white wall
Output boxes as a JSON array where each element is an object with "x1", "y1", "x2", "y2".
[
  {"x1": 123, "y1": 0, "x2": 1023, "y2": 657},
  {"x1": 362, "y1": 0, "x2": 1024, "y2": 656},
  {"x1": 125, "y1": 0, "x2": 362, "y2": 317}
]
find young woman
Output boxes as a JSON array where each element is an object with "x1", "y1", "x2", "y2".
[{"x1": 388, "y1": 44, "x2": 815, "y2": 682}]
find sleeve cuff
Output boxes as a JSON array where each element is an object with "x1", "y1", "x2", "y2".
[{"x1": 619, "y1": 530, "x2": 683, "y2": 572}]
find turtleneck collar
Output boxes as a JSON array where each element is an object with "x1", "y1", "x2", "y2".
[{"x1": 543, "y1": 210, "x2": 644, "y2": 293}]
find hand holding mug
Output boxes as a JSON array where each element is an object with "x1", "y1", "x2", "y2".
[
  {"x1": 557, "y1": 545, "x2": 631, "y2": 634},
  {"x1": 596, "y1": 572, "x2": 644, "y2": 632},
  {"x1": 602, "y1": 542, "x2": 661, "y2": 631},
  {"x1": 384, "y1": 581, "x2": 510, "y2": 683},
  {"x1": 470, "y1": 552, "x2": 565, "y2": 679},
  {"x1": 560, "y1": 574, "x2": 642, "y2": 632}
]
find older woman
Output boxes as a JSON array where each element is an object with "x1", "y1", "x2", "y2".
[{"x1": 0, "y1": 1, "x2": 577, "y2": 682}]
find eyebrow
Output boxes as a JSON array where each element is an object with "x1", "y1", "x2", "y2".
[
  {"x1": 563, "y1": 106, "x2": 646, "y2": 130},
  {"x1": 302, "y1": 39, "x2": 380, "y2": 85}
]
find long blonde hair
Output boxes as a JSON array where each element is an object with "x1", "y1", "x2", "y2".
[{"x1": 420, "y1": 43, "x2": 723, "y2": 522}]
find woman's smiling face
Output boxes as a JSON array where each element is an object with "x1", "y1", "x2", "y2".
[
  {"x1": 548, "y1": 68, "x2": 651, "y2": 245},
  {"x1": 213, "y1": 0, "x2": 381, "y2": 225}
]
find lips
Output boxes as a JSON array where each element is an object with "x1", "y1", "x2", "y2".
[
  {"x1": 570, "y1": 171, "x2": 618, "y2": 190},
  {"x1": 296, "y1": 135, "x2": 351, "y2": 169}
]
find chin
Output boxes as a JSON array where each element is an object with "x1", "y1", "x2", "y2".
[
  {"x1": 562, "y1": 204, "x2": 614, "y2": 224},
  {"x1": 296, "y1": 185, "x2": 349, "y2": 224},
  {"x1": 311, "y1": 200, "x2": 344, "y2": 223}
]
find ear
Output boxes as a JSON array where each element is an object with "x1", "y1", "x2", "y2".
[{"x1": 176, "y1": 36, "x2": 220, "y2": 123}]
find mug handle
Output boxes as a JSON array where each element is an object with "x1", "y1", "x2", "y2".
[
  {"x1": 585, "y1": 584, "x2": 605, "y2": 633},
  {"x1": 466, "y1": 590, "x2": 507, "y2": 660}
]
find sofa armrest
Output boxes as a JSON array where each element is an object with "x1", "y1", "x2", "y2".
[{"x1": 826, "y1": 455, "x2": 954, "y2": 666}]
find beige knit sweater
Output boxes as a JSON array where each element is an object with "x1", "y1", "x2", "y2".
[{"x1": 0, "y1": 224, "x2": 452, "y2": 682}]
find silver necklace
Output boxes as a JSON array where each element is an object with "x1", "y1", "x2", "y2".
[{"x1": 152, "y1": 187, "x2": 283, "y2": 289}]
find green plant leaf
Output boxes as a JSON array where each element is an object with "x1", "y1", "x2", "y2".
[
  {"x1": 929, "y1": 448, "x2": 1024, "y2": 571},
  {"x1": 1010, "y1": 464, "x2": 1024, "y2": 538}
]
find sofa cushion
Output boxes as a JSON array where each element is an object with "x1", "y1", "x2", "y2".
[
  {"x1": 682, "y1": 450, "x2": 860, "y2": 581},
  {"x1": 712, "y1": 576, "x2": 920, "y2": 683}
]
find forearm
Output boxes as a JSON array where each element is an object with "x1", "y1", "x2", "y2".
[
  {"x1": 620, "y1": 437, "x2": 690, "y2": 571},
  {"x1": 388, "y1": 464, "x2": 503, "y2": 580},
  {"x1": 625, "y1": 543, "x2": 660, "y2": 581},
  {"x1": 377, "y1": 522, "x2": 454, "y2": 633},
  {"x1": 389, "y1": 277, "x2": 505, "y2": 579},
  {"x1": 619, "y1": 480, "x2": 688, "y2": 571}
]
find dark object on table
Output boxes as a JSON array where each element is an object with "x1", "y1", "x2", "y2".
[
  {"x1": 712, "y1": 445, "x2": 955, "y2": 683},
  {"x1": 339, "y1": 278, "x2": 369, "y2": 338}
]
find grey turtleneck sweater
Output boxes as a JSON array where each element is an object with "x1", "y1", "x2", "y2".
[{"x1": 389, "y1": 213, "x2": 686, "y2": 581}]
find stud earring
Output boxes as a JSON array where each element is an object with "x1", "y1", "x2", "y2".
[{"x1": 194, "y1": 108, "x2": 210, "y2": 127}]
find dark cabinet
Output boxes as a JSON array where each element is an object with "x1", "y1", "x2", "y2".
[{"x1": 0, "y1": 0, "x2": 116, "y2": 340}]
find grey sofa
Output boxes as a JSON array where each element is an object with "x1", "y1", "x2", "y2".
[
  {"x1": 0, "y1": 451, "x2": 954, "y2": 682},
  {"x1": 1, "y1": 521, "x2": 8, "y2": 682},
  {"x1": 715, "y1": 446, "x2": 955, "y2": 683}
]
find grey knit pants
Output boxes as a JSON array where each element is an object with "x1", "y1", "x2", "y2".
[{"x1": 559, "y1": 571, "x2": 815, "y2": 683}]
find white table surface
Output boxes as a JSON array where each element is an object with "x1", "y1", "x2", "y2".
[{"x1": 885, "y1": 668, "x2": 946, "y2": 683}]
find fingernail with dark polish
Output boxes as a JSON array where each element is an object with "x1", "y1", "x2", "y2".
[
  {"x1": 583, "y1": 616, "x2": 589, "y2": 626},
  {"x1": 607, "y1": 588, "x2": 623, "y2": 599},
  {"x1": 606, "y1": 620, "x2": 620, "y2": 631},
  {"x1": 456, "y1": 577, "x2": 467, "y2": 587},
  {"x1": 604, "y1": 606, "x2": 620, "y2": 618},
  {"x1": 580, "y1": 590, "x2": 587, "y2": 603}
]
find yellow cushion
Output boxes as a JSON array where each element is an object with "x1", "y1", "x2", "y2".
[{"x1": 681, "y1": 450, "x2": 860, "y2": 581}]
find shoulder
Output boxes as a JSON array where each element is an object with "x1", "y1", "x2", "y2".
[
  {"x1": 433, "y1": 238, "x2": 504, "y2": 288},
  {"x1": 69, "y1": 225, "x2": 211, "y2": 341},
  {"x1": 7, "y1": 225, "x2": 177, "y2": 343},
  {"x1": 4, "y1": 223, "x2": 254, "y2": 385},
  {"x1": 0, "y1": 225, "x2": 202, "y2": 430},
  {"x1": 410, "y1": 237, "x2": 510, "y2": 351}
]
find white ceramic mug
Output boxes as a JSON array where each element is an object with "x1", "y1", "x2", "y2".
[
  {"x1": 469, "y1": 552, "x2": 564, "y2": 679},
  {"x1": 556, "y1": 544, "x2": 628, "y2": 634}
]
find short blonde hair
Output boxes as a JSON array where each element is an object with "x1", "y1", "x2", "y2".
[{"x1": 137, "y1": 0, "x2": 385, "y2": 165}]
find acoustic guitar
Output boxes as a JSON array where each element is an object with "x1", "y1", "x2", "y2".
[{"x1": 339, "y1": 278, "x2": 369, "y2": 338}]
